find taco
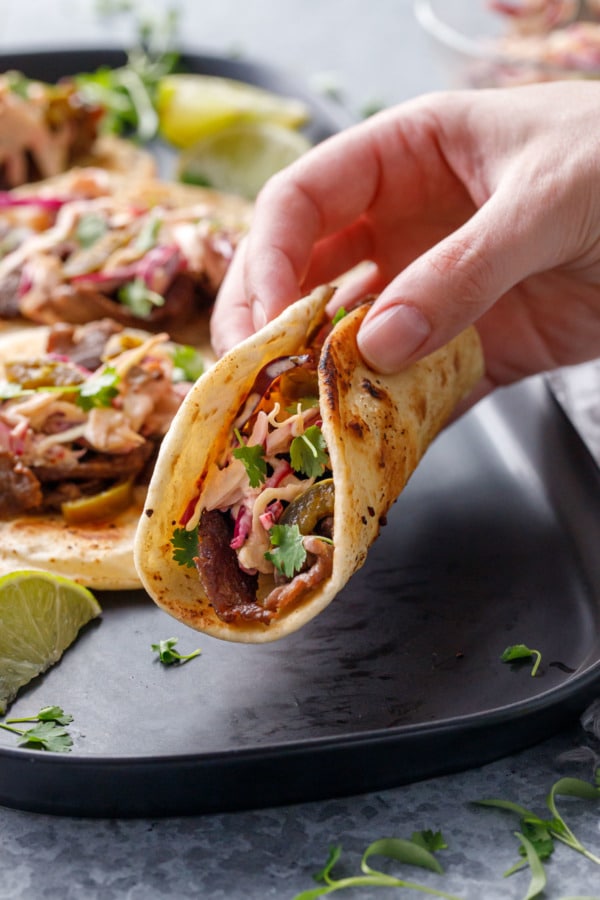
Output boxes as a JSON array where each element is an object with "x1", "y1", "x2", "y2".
[
  {"x1": 134, "y1": 285, "x2": 484, "y2": 642},
  {"x1": 0, "y1": 166, "x2": 251, "y2": 343},
  {"x1": 0, "y1": 71, "x2": 156, "y2": 190},
  {"x1": 0, "y1": 317, "x2": 204, "y2": 589}
]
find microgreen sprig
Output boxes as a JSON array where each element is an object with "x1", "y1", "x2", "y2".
[
  {"x1": 292, "y1": 834, "x2": 462, "y2": 900},
  {"x1": 151, "y1": 637, "x2": 201, "y2": 666},
  {"x1": 475, "y1": 774, "x2": 600, "y2": 897},
  {"x1": 502, "y1": 644, "x2": 543, "y2": 677}
]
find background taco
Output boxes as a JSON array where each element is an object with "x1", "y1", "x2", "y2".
[
  {"x1": 0, "y1": 317, "x2": 203, "y2": 589},
  {"x1": 134, "y1": 285, "x2": 484, "y2": 642},
  {"x1": 0, "y1": 167, "x2": 251, "y2": 345}
]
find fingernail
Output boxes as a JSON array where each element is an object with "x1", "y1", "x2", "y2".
[
  {"x1": 358, "y1": 304, "x2": 431, "y2": 372},
  {"x1": 251, "y1": 299, "x2": 267, "y2": 332}
]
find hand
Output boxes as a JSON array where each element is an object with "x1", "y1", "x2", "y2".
[{"x1": 211, "y1": 81, "x2": 600, "y2": 401}]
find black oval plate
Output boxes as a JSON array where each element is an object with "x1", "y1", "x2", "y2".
[{"x1": 1, "y1": 50, "x2": 600, "y2": 818}]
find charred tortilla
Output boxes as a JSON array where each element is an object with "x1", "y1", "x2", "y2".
[
  {"x1": 0, "y1": 318, "x2": 202, "y2": 589},
  {"x1": 134, "y1": 286, "x2": 484, "y2": 642}
]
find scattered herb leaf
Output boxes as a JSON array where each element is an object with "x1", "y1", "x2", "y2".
[
  {"x1": 265, "y1": 523, "x2": 307, "y2": 578},
  {"x1": 76, "y1": 5, "x2": 180, "y2": 141},
  {"x1": 151, "y1": 637, "x2": 201, "y2": 665},
  {"x1": 171, "y1": 344, "x2": 204, "y2": 383},
  {"x1": 134, "y1": 215, "x2": 162, "y2": 253},
  {"x1": 76, "y1": 366, "x2": 120, "y2": 410},
  {"x1": 171, "y1": 525, "x2": 199, "y2": 569},
  {"x1": 75, "y1": 212, "x2": 108, "y2": 248},
  {"x1": 410, "y1": 830, "x2": 449, "y2": 854},
  {"x1": 7, "y1": 705, "x2": 73, "y2": 726},
  {"x1": 502, "y1": 644, "x2": 542, "y2": 677},
  {"x1": 0, "y1": 706, "x2": 74, "y2": 752},
  {"x1": 290, "y1": 424, "x2": 329, "y2": 478},
  {"x1": 292, "y1": 835, "x2": 462, "y2": 900},
  {"x1": 232, "y1": 429, "x2": 267, "y2": 488},
  {"x1": 514, "y1": 831, "x2": 547, "y2": 900},
  {"x1": 118, "y1": 277, "x2": 165, "y2": 318},
  {"x1": 332, "y1": 307, "x2": 347, "y2": 326}
]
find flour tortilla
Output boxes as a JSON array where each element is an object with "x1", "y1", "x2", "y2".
[
  {"x1": 0, "y1": 326, "x2": 152, "y2": 590},
  {"x1": 134, "y1": 286, "x2": 484, "y2": 642}
]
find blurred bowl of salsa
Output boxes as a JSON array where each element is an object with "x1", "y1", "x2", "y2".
[{"x1": 414, "y1": 0, "x2": 600, "y2": 88}]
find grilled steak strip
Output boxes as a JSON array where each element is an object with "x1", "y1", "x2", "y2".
[{"x1": 194, "y1": 509, "x2": 269, "y2": 623}]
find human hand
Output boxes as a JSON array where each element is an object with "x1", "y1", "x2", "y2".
[{"x1": 211, "y1": 81, "x2": 600, "y2": 400}]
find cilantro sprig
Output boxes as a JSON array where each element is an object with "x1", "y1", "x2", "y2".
[
  {"x1": 265, "y1": 523, "x2": 307, "y2": 578},
  {"x1": 151, "y1": 637, "x2": 201, "y2": 665},
  {"x1": 74, "y1": 4, "x2": 180, "y2": 142},
  {"x1": 171, "y1": 525, "x2": 199, "y2": 569},
  {"x1": 290, "y1": 424, "x2": 330, "y2": 479},
  {"x1": 118, "y1": 277, "x2": 165, "y2": 318},
  {"x1": 171, "y1": 344, "x2": 204, "y2": 383},
  {"x1": 0, "y1": 706, "x2": 74, "y2": 753},
  {"x1": 293, "y1": 832, "x2": 460, "y2": 900},
  {"x1": 232, "y1": 428, "x2": 267, "y2": 488},
  {"x1": 76, "y1": 366, "x2": 120, "y2": 410}
]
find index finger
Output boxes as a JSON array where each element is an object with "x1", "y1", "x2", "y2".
[{"x1": 236, "y1": 108, "x2": 419, "y2": 320}]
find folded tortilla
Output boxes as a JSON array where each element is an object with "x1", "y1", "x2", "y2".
[{"x1": 134, "y1": 286, "x2": 484, "y2": 642}]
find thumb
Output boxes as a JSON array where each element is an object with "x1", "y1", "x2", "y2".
[{"x1": 356, "y1": 191, "x2": 554, "y2": 373}]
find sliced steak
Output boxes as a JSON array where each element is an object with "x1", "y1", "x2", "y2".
[
  {"x1": 195, "y1": 509, "x2": 268, "y2": 623},
  {"x1": 0, "y1": 451, "x2": 43, "y2": 517},
  {"x1": 46, "y1": 318, "x2": 123, "y2": 370},
  {"x1": 33, "y1": 442, "x2": 154, "y2": 483}
]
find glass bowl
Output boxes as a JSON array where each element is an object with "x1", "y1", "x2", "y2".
[{"x1": 414, "y1": 0, "x2": 600, "y2": 89}]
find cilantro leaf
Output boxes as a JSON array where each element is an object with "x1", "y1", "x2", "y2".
[
  {"x1": 151, "y1": 637, "x2": 201, "y2": 665},
  {"x1": 171, "y1": 344, "x2": 204, "y2": 383},
  {"x1": 410, "y1": 830, "x2": 448, "y2": 853},
  {"x1": 75, "y1": 212, "x2": 108, "y2": 248},
  {"x1": 501, "y1": 644, "x2": 542, "y2": 677},
  {"x1": 290, "y1": 424, "x2": 329, "y2": 479},
  {"x1": 331, "y1": 306, "x2": 347, "y2": 326},
  {"x1": 76, "y1": 366, "x2": 120, "y2": 410},
  {"x1": 7, "y1": 705, "x2": 73, "y2": 726},
  {"x1": 265, "y1": 524, "x2": 306, "y2": 578},
  {"x1": 232, "y1": 429, "x2": 267, "y2": 488},
  {"x1": 118, "y1": 277, "x2": 165, "y2": 318},
  {"x1": 1, "y1": 708, "x2": 74, "y2": 753},
  {"x1": 171, "y1": 525, "x2": 199, "y2": 568},
  {"x1": 134, "y1": 215, "x2": 162, "y2": 253},
  {"x1": 18, "y1": 721, "x2": 73, "y2": 753}
]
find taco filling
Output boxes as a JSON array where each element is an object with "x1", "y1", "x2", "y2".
[
  {"x1": 135, "y1": 286, "x2": 484, "y2": 643},
  {"x1": 0, "y1": 168, "x2": 249, "y2": 335},
  {"x1": 173, "y1": 345, "x2": 335, "y2": 624},
  {"x1": 0, "y1": 317, "x2": 202, "y2": 523}
]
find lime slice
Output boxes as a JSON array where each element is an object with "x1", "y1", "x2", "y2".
[
  {"x1": 0, "y1": 571, "x2": 101, "y2": 714},
  {"x1": 157, "y1": 73, "x2": 310, "y2": 149},
  {"x1": 177, "y1": 120, "x2": 312, "y2": 200}
]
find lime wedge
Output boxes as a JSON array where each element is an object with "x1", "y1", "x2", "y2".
[
  {"x1": 0, "y1": 571, "x2": 101, "y2": 714},
  {"x1": 157, "y1": 73, "x2": 310, "y2": 149},
  {"x1": 177, "y1": 120, "x2": 312, "y2": 200}
]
